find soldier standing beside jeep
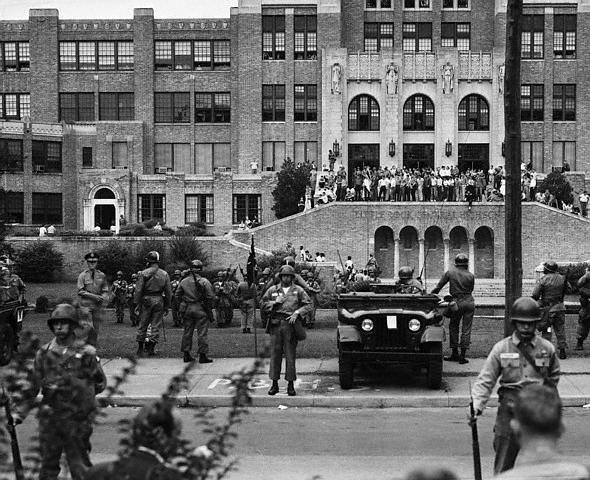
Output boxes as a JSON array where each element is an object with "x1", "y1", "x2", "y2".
[{"x1": 575, "y1": 266, "x2": 590, "y2": 351}]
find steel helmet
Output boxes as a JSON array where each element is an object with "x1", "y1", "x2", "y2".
[
  {"x1": 511, "y1": 297, "x2": 541, "y2": 323},
  {"x1": 454, "y1": 253, "x2": 469, "y2": 267},
  {"x1": 173, "y1": 269, "x2": 182, "y2": 276},
  {"x1": 284, "y1": 256, "x2": 296, "y2": 267},
  {"x1": 47, "y1": 304, "x2": 80, "y2": 331},
  {"x1": 131, "y1": 273, "x2": 138, "y2": 280},
  {"x1": 278, "y1": 265, "x2": 296, "y2": 277},
  {"x1": 398, "y1": 266, "x2": 414, "y2": 280},
  {"x1": 190, "y1": 259, "x2": 203, "y2": 270},
  {"x1": 217, "y1": 271, "x2": 225, "y2": 277},
  {"x1": 116, "y1": 270, "x2": 124, "y2": 277},
  {"x1": 544, "y1": 261, "x2": 559, "y2": 274},
  {"x1": 132, "y1": 400, "x2": 179, "y2": 441},
  {"x1": 145, "y1": 251, "x2": 160, "y2": 263},
  {"x1": 306, "y1": 271, "x2": 315, "y2": 279},
  {"x1": 262, "y1": 267, "x2": 271, "y2": 276}
]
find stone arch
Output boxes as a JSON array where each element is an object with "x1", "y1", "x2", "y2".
[
  {"x1": 449, "y1": 226, "x2": 469, "y2": 263},
  {"x1": 84, "y1": 184, "x2": 124, "y2": 232},
  {"x1": 475, "y1": 226, "x2": 494, "y2": 278},
  {"x1": 348, "y1": 94, "x2": 380, "y2": 131},
  {"x1": 374, "y1": 226, "x2": 395, "y2": 278},
  {"x1": 458, "y1": 93, "x2": 490, "y2": 131},
  {"x1": 424, "y1": 226, "x2": 444, "y2": 279},
  {"x1": 403, "y1": 94, "x2": 435, "y2": 131},
  {"x1": 399, "y1": 226, "x2": 419, "y2": 275},
  {"x1": 94, "y1": 187, "x2": 116, "y2": 199}
]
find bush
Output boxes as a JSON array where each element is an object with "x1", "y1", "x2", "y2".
[
  {"x1": 94, "y1": 242, "x2": 135, "y2": 282},
  {"x1": 538, "y1": 171, "x2": 574, "y2": 207},
  {"x1": 35, "y1": 295, "x2": 49, "y2": 313},
  {"x1": 168, "y1": 236, "x2": 209, "y2": 273},
  {"x1": 271, "y1": 158, "x2": 313, "y2": 219},
  {"x1": 176, "y1": 221, "x2": 213, "y2": 237},
  {"x1": 15, "y1": 241, "x2": 64, "y2": 282},
  {"x1": 558, "y1": 262, "x2": 590, "y2": 295},
  {"x1": 119, "y1": 223, "x2": 147, "y2": 237}
]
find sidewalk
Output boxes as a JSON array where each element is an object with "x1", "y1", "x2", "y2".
[{"x1": 99, "y1": 357, "x2": 590, "y2": 409}]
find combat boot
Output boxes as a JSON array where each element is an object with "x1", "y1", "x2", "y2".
[
  {"x1": 444, "y1": 348, "x2": 459, "y2": 362},
  {"x1": 199, "y1": 354, "x2": 213, "y2": 364},
  {"x1": 458, "y1": 348, "x2": 469, "y2": 365},
  {"x1": 575, "y1": 339, "x2": 584, "y2": 351},
  {"x1": 268, "y1": 381, "x2": 279, "y2": 395},
  {"x1": 145, "y1": 341, "x2": 156, "y2": 356},
  {"x1": 183, "y1": 351, "x2": 195, "y2": 363},
  {"x1": 287, "y1": 381, "x2": 296, "y2": 396},
  {"x1": 136, "y1": 342, "x2": 144, "y2": 357},
  {"x1": 559, "y1": 348, "x2": 567, "y2": 360}
]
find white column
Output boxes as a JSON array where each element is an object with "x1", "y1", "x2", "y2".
[
  {"x1": 418, "y1": 238, "x2": 425, "y2": 278},
  {"x1": 468, "y1": 238, "x2": 475, "y2": 274},
  {"x1": 393, "y1": 238, "x2": 400, "y2": 277},
  {"x1": 83, "y1": 199, "x2": 93, "y2": 231},
  {"x1": 443, "y1": 238, "x2": 450, "y2": 271}
]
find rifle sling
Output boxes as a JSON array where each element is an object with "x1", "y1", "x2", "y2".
[{"x1": 516, "y1": 342, "x2": 551, "y2": 383}]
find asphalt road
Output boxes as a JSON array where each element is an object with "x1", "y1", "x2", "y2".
[{"x1": 13, "y1": 406, "x2": 590, "y2": 480}]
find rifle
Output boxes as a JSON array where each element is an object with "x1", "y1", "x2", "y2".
[
  {"x1": 1, "y1": 385, "x2": 24, "y2": 480},
  {"x1": 468, "y1": 382, "x2": 482, "y2": 480}
]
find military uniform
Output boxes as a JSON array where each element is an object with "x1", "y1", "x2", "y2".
[
  {"x1": 112, "y1": 275, "x2": 128, "y2": 323},
  {"x1": 576, "y1": 270, "x2": 590, "y2": 349},
  {"x1": 85, "y1": 449, "x2": 183, "y2": 480},
  {"x1": 304, "y1": 276, "x2": 321, "y2": 327},
  {"x1": 213, "y1": 274, "x2": 234, "y2": 327},
  {"x1": 77, "y1": 253, "x2": 109, "y2": 346},
  {"x1": 127, "y1": 277, "x2": 138, "y2": 326},
  {"x1": 236, "y1": 280, "x2": 257, "y2": 332},
  {"x1": 394, "y1": 278, "x2": 424, "y2": 294},
  {"x1": 170, "y1": 273, "x2": 182, "y2": 327}
]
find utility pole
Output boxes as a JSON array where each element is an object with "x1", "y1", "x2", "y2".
[{"x1": 504, "y1": 0, "x2": 523, "y2": 336}]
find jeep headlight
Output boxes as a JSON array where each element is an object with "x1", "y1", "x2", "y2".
[
  {"x1": 408, "y1": 319, "x2": 421, "y2": 332},
  {"x1": 361, "y1": 319, "x2": 374, "y2": 332}
]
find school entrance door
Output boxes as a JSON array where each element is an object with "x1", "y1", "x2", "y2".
[
  {"x1": 458, "y1": 144, "x2": 489, "y2": 172},
  {"x1": 348, "y1": 144, "x2": 379, "y2": 182}
]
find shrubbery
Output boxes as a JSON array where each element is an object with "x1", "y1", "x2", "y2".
[
  {"x1": 168, "y1": 236, "x2": 209, "y2": 273},
  {"x1": 271, "y1": 158, "x2": 313, "y2": 218},
  {"x1": 539, "y1": 171, "x2": 574, "y2": 208},
  {"x1": 94, "y1": 242, "x2": 136, "y2": 282},
  {"x1": 14, "y1": 241, "x2": 64, "y2": 282}
]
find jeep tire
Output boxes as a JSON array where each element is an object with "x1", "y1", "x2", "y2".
[
  {"x1": 426, "y1": 343, "x2": 443, "y2": 390},
  {"x1": 338, "y1": 344, "x2": 354, "y2": 390},
  {"x1": 0, "y1": 323, "x2": 14, "y2": 366}
]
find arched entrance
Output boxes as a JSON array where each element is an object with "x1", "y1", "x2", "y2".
[
  {"x1": 84, "y1": 186, "x2": 123, "y2": 232},
  {"x1": 374, "y1": 226, "x2": 395, "y2": 278},
  {"x1": 399, "y1": 226, "x2": 419, "y2": 275},
  {"x1": 449, "y1": 226, "x2": 469, "y2": 264},
  {"x1": 424, "y1": 226, "x2": 444, "y2": 280},
  {"x1": 475, "y1": 226, "x2": 494, "y2": 278}
]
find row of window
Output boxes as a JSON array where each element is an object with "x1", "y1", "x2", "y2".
[
  {"x1": 367, "y1": 0, "x2": 469, "y2": 9},
  {"x1": 1, "y1": 192, "x2": 62, "y2": 224},
  {"x1": 0, "y1": 93, "x2": 30, "y2": 120},
  {"x1": 521, "y1": 84, "x2": 576, "y2": 122},
  {"x1": 263, "y1": 15, "x2": 317, "y2": 60},
  {"x1": 59, "y1": 41, "x2": 134, "y2": 71},
  {"x1": 0, "y1": 42, "x2": 29, "y2": 72},
  {"x1": 154, "y1": 92, "x2": 231, "y2": 123},
  {"x1": 262, "y1": 85, "x2": 317, "y2": 122}
]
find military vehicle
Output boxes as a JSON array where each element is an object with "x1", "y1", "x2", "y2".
[{"x1": 0, "y1": 299, "x2": 25, "y2": 365}]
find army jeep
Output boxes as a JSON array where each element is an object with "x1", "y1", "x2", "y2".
[
  {"x1": 337, "y1": 286, "x2": 446, "y2": 390},
  {"x1": 0, "y1": 299, "x2": 25, "y2": 366}
]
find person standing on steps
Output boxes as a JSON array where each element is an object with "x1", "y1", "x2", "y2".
[{"x1": 431, "y1": 253, "x2": 475, "y2": 364}]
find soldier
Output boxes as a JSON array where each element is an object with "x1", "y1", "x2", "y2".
[
  {"x1": 262, "y1": 256, "x2": 311, "y2": 294},
  {"x1": 127, "y1": 273, "x2": 139, "y2": 326},
  {"x1": 13, "y1": 304, "x2": 107, "y2": 480},
  {"x1": 3, "y1": 260, "x2": 26, "y2": 350},
  {"x1": 261, "y1": 265, "x2": 312, "y2": 397},
  {"x1": 170, "y1": 269, "x2": 182, "y2": 327},
  {"x1": 575, "y1": 265, "x2": 590, "y2": 350},
  {"x1": 77, "y1": 251, "x2": 109, "y2": 347},
  {"x1": 111, "y1": 271, "x2": 128, "y2": 324},
  {"x1": 305, "y1": 271, "x2": 321, "y2": 328},
  {"x1": 134, "y1": 251, "x2": 172, "y2": 357},
  {"x1": 213, "y1": 270, "x2": 234, "y2": 328},
  {"x1": 175, "y1": 259, "x2": 215, "y2": 363},
  {"x1": 532, "y1": 260, "x2": 571, "y2": 359},
  {"x1": 236, "y1": 274, "x2": 257, "y2": 333},
  {"x1": 431, "y1": 253, "x2": 475, "y2": 364},
  {"x1": 471, "y1": 297, "x2": 560, "y2": 474},
  {"x1": 394, "y1": 267, "x2": 424, "y2": 294}
]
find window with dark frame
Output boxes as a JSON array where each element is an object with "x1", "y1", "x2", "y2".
[
  {"x1": 521, "y1": 141, "x2": 544, "y2": 172},
  {"x1": 553, "y1": 84, "x2": 576, "y2": 121},
  {"x1": 32, "y1": 141, "x2": 62, "y2": 173},
  {"x1": 443, "y1": 0, "x2": 469, "y2": 8},
  {"x1": 441, "y1": 23, "x2": 471, "y2": 50},
  {"x1": 294, "y1": 15, "x2": 317, "y2": 60},
  {"x1": 99, "y1": 93, "x2": 134, "y2": 121},
  {"x1": 404, "y1": 0, "x2": 431, "y2": 9},
  {"x1": 553, "y1": 14, "x2": 576, "y2": 59},
  {"x1": 348, "y1": 95, "x2": 380, "y2": 131},
  {"x1": 552, "y1": 141, "x2": 576, "y2": 170},
  {"x1": 403, "y1": 94, "x2": 435, "y2": 131},
  {"x1": 521, "y1": 84, "x2": 544, "y2": 121},
  {"x1": 59, "y1": 93, "x2": 95, "y2": 122},
  {"x1": 364, "y1": 23, "x2": 394, "y2": 52},
  {"x1": 138, "y1": 194, "x2": 165, "y2": 223},
  {"x1": 262, "y1": 141, "x2": 286, "y2": 171},
  {"x1": 155, "y1": 40, "x2": 230, "y2": 71},
  {"x1": 262, "y1": 85, "x2": 285, "y2": 121},
  {"x1": 185, "y1": 194, "x2": 214, "y2": 224},
  {"x1": 262, "y1": 15, "x2": 286, "y2": 60},
  {"x1": 32, "y1": 193, "x2": 62, "y2": 224},
  {"x1": 458, "y1": 94, "x2": 489, "y2": 131},
  {"x1": 2, "y1": 191, "x2": 24, "y2": 223},
  {"x1": 82, "y1": 147, "x2": 93, "y2": 168},
  {"x1": 232, "y1": 194, "x2": 261, "y2": 224},
  {"x1": 0, "y1": 139, "x2": 23, "y2": 172},
  {"x1": 154, "y1": 144, "x2": 192, "y2": 173},
  {"x1": 59, "y1": 41, "x2": 133, "y2": 71},
  {"x1": 154, "y1": 92, "x2": 190, "y2": 123},
  {"x1": 294, "y1": 141, "x2": 318, "y2": 165},
  {"x1": 195, "y1": 93, "x2": 231, "y2": 123},
  {"x1": 294, "y1": 85, "x2": 317, "y2": 122},
  {"x1": 0, "y1": 42, "x2": 29, "y2": 71},
  {"x1": 0, "y1": 93, "x2": 30, "y2": 120},
  {"x1": 402, "y1": 23, "x2": 432, "y2": 52},
  {"x1": 521, "y1": 15, "x2": 544, "y2": 59}
]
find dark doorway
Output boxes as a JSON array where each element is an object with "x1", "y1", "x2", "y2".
[
  {"x1": 403, "y1": 144, "x2": 435, "y2": 170},
  {"x1": 348, "y1": 144, "x2": 379, "y2": 184},
  {"x1": 399, "y1": 226, "x2": 419, "y2": 274},
  {"x1": 424, "y1": 226, "x2": 444, "y2": 280},
  {"x1": 475, "y1": 226, "x2": 494, "y2": 278},
  {"x1": 458, "y1": 144, "x2": 489, "y2": 172},
  {"x1": 95, "y1": 204, "x2": 115, "y2": 230},
  {"x1": 374, "y1": 226, "x2": 395, "y2": 278}
]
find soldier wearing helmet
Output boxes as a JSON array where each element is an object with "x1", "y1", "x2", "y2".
[
  {"x1": 13, "y1": 303, "x2": 107, "y2": 480},
  {"x1": 431, "y1": 253, "x2": 475, "y2": 364},
  {"x1": 304, "y1": 270, "x2": 321, "y2": 328},
  {"x1": 175, "y1": 259, "x2": 215, "y2": 363},
  {"x1": 471, "y1": 296, "x2": 560, "y2": 474},
  {"x1": 134, "y1": 251, "x2": 172, "y2": 357},
  {"x1": 213, "y1": 269, "x2": 236, "y2": 328},
  {"x1": 261, "y1": 265, "x2": 312, "y2": 396},
  {"x1": 262, "y1": 256, "x2": 311, "y2": 295},
  {"x1": 394, "y1": 267, "x2": 424, "y2": 294},
  {"x1": 170, "y1": 269, "x2": 183, "y2": 327},
  {"x1": 112, "y1": 271, "x2": 128, "y2": 324},
  {"x1": 532, "y1": 260, "x2": 571, "y2": 359},
  {"x1": 77, "y1": 251, "x2": 109, "y2": 346},
  {"x1": 127, "y1": 273, "x2": 139, "y2": 326}
]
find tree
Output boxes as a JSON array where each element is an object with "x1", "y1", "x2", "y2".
[
  {"x1": 271, "y1": 158, "x2": 313, "y2": 219},
  {"x1": 14, "y1": 241, "x2": 64, "y2": 282},
  {"x1": 538, "y1": 171, "x2": 573, "y2": 208}
]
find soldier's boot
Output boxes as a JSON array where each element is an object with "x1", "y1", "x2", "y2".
[
  {"x1": 136, "y1": 342, "x2": 144, "y2": 357},
  {"x1": 444, "y1": 348, "x2": 459, "y2": 362},
  {"x1": 458, "y1": 348, "x2": 469, "y2": 365},
  {"x1": 183, "y1": 351, "x2": 195, "y2": 363},
  {"x1": 199, "y1": 354, "x2": 213, "y2": 364},
  {"x1": 559, "y1": 348, "x2": 567, "y2": 360},
  {"x1": 287, "y1": 381, "x2": 296, "y2": 396},
  {"x1": 145, "y1": 341, "x2": 156, "y2": 356},
  {"x1": 575, "y1": 339, "x2": 584, "y2": 351},
  {"x1": 268, "y1": 381, "x2": 279, "y2": 396}
]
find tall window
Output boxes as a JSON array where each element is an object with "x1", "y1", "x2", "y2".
[
  {"x1": 520, "y1": 85, "x2": 544, "y2": 121},
  {"x1": 0, "y1": 93, "x2": 30, "y2": 120},
  {"x1": 262, "y1": 141, "x2": 286, "y2": 171},
  {"x1": 99, "y1": 93, "x2": 134, "y2": 121},
  {"x1": 2, "y1": 192, "x2": 24, "y2": 223},
  {"x1": 294, "y1": 16, "x2": 317, "y2": 60},
  {"x1": 32, "y1": 141, "x2": 62, "y2": 173},
  {"x1": 402, "y1": 23, "x2": 432, "y2": 52},
  {"x1": 294, "y1": 141, "x2": 317, "y2": 165},
  {"x1": 0, "y1": 139, "x2": 23, "y2": 172},
  {"x1": 232, "y1": 194, "x2": 261, "y2": 224},
  {"x1": 138, "y1": 194, "x2": 165, "y2": 223},
  {"x1": 112, "y1": 142, "x2": 128, "y2": 168},
  {"x1": 262, "y1": 15, "x2": 285, "y2": 60},
  {"x1": 553, "y1": 84, "x2": 575, "y2": 121},
  {"x1": 79, "y1": 42, "x2": 97, "y2": 70},
  {"x1": 553, "y1": 14, "x2": 576, "y2": 59},
  {"x1": 441, "y1": 23, "x2": 471, "y2": 50},
  {"x1": 404, "y1": 0, "x2": 431, "y2": 8},
  {"x1": 195, "y1": 143, "x2": 231, "y2": 174},
  {"x1": 364, "y1": 23, "x2": 394, "y2": 52},
  {"x1": 154, "y1": 92, "x2": 190, "y2": 123},
  {"x1": 521, "y1": 141, "x2": 544, "y2": 172},
  {"x1": 154, "y1": 144, "x2": 191, "y2": 173},
  {"x1": 443, "y1": 0, "x2": 470, "y2": 8},
  {"x1": 195, "y1": 93, "x2": 231, "y2": 123},
  {"x1": 156, "y1": 40, "x2": 231, "y2": 71},
  {"x1": 59, "y1": 41, "x2": 133, "y2": 70},
  {"x1": 262, "y1": 85, "x2": 285, "y2": 122},
  {"x1": 82, "y1": 147, "x2": 93, "y2": 168},
  {"x1": 32, "y1": 193, "x2": 62, "y2": 224},
  {"x1": 521, "y1": 15, "x2": 544, "y2": 59},
  {"x1": 59, "y1": 93, "x2": 95, "y2": 122},
  {"x1": 403, "y1": 94, "x2": 434, "y2": 131},
  {"x1": 348, "y1": 95, "x2": 380, "y2": 131},
  {"x1": 458, "y1": 94, "x2": 489, "y2": 131},
  {"x1": 553, "y1": 141, "x2": 576, "y2": 170},
  {"x1": 294, "y1": 85, "x2": 317, "y2": 121},
  {"x1": 0, "y1": 42, "x2": 29, "y2": 71},
  {"x1": 185, "y1": 194, "x2": 214, "y2": 224},
  {"x1": 193, "y1": 40, "x2": 231, "y2": 70}
]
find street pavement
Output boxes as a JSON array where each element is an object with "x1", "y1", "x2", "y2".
[{"x1": 99, "y1": 356, "x2": 590, "y2": 408}]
